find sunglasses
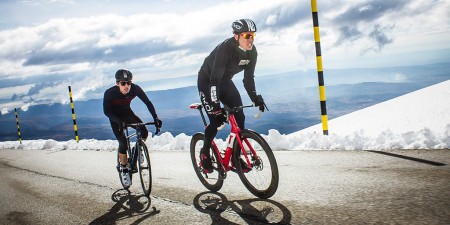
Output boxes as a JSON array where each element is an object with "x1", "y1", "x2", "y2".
[
  {"x1": 239, "y1": 33, "x2": 255, "y2": 39},
  {"x1": 119, "y1": 81, "x2": 131, "y2": 86}
]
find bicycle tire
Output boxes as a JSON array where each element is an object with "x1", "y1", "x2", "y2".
[
  {"x1": 190, "y1": 132, "x2": 224, "y2": 192},
  {"x1": 233, "y1": 129, "x2": 279, "y2": 199},
  {"x1": 117, "y1": 150, "x2": 132, "y2": 190},
  {"x1": 138, "y1": 142, "x2": 152, "y2": 196}
]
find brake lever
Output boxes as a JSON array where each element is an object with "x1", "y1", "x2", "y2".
[{"x1": 263, "y1": 102, "x2": 269, "y2": 111}]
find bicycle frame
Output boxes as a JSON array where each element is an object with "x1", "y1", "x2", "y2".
[
  {"x1": 124, "y1": 126, "x2": 141, "y2": 170},
  {"x1": 190, "y1": 104, "x2": 258, "y2": 172},
  {"x1": 190, "y1": 102, "x2": 279, "y2": 198},
  {"x1": 117, "y1": 122, "x2": 156, "y2": 195},
  {"x1": 123, "y1": 122, "x2": 156, "y2": 171}
]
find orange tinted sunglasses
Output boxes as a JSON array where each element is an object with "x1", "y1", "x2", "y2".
[{"x1": 239, "y1": 33, "x2": 255, "y2": 39}]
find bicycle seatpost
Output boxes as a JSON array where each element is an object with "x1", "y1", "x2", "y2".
[
  {"x1": 199, "y1": 108, "x2": 208, "y2": 127},
  {"x1": 190, "y1": 103, "x2": 208, "y2": 127}
]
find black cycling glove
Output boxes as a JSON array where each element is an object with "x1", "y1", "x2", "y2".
[
  {"x1": 154, "y1": 118, "x2": 162, "y2": 128},
  {"x1": 253, "y1": 94, "x2": 267, "y2": 112},
  {"x1": 154, "y1": 118, "x2": 162, "y2": 135}
]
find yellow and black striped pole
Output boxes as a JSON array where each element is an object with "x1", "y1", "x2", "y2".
[
  {"x1": 311, "y1": 0, "x2": 329, "y2": 135},
  {"x1": 68, "y1": 86, "x2": 79, "y2": 142},
  {"x1": 14, "y1": 108, "x2": 22, "y2": 144}
]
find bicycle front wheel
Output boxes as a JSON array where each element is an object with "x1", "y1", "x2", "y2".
[
  {"x1": 190, "y1": 132, "x2": 224, "y2": 192},
  {"x1": 138, "y1": 142, "x2": 152, "y2": 196},
  {"x1": 233, "y1": 129, "x2": 279, "y2": 199}
]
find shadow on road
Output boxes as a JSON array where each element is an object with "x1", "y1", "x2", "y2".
[
  {"x1": 193, "y1": 191, "x2": 291, "y2": 225},
  {"x1": 367, "y1": 150, "x2": 447, "y2": 166},
  {"x1": 89, "y1": 189, "x2": 160, "y2": 225}
]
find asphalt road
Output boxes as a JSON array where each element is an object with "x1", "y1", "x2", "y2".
[{"x1": 0, "y1": 149, "x2": 449, "y2": 224}]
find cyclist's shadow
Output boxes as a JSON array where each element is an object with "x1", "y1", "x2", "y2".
[
  {"x1": 89, "y1": 189, "x2": 160, "y2": 225},
  {"x1": 193, "y1": 191, "x2": 292, "y2": 225}
]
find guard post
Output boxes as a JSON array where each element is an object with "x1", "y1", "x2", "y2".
[
  {"x1": 14, "y1": 108, "x2": 22, "y2": 144},
  {"x1": 311, "y1": 0, "x2": 329, "y2": 135},
  {"x1": 68, "y1": 86, "x2": 80, "y2": 142}
]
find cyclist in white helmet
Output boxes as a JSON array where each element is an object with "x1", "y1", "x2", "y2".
[{"x1": 197, "y1": 19, "x2": 266, "y2": 173}]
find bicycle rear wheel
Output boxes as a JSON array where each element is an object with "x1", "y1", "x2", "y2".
[
  {"x1": 138, "y1": 142, "x2": 152, "y2": 196},
  {"x1": 117, "y1": 150, "x2": 132, "y2": 190},
  {"x1": 190, "y1": 132, "x2": 224, "y2": 192},
  {"x1": 233, "y1": 129, "x2": 279, "y2": 199}
]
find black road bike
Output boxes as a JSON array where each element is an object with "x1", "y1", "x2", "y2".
[{"x1": 117, "y1": 122, "x2": 158, "y2": 196}]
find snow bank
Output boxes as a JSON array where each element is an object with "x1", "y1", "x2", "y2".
[{"x1": 1, "y1": 80, "x2": 449, "y2": 151}]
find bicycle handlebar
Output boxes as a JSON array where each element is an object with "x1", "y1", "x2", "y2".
[
  {"x1": 125, "y1": 122, "x2": 155, "y2": 127},
  {"x1": 224, "y1": 105, "x2": 264, "y2": 119},
  {"x1": 125, "y1": 122, "x2": 160, "y2": 135}
]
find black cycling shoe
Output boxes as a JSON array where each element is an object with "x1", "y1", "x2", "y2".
[{"x1": 200, "y1": 153, "x2": 214, "y2": 174}]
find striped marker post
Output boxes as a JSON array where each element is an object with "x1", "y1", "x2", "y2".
[
  {"x1": 68, "y1": 86, "x2": 79, "y2": 142},
  {"x1": 14, "y1": 108, "x2": 22, "y2": 144},
  {"x1": 311, "y1": 0, "x2": 329, "y2": 135}
]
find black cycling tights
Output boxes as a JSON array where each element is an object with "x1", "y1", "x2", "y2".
[
  {"x1": 198, "y1": 77, "x2": 245, "y2": 152},
  {"x1": 110, "y1": 113, "x2": 148, "y2": 154}
]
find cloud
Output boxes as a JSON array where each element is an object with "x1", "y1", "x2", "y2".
[
  {"x1": 330, "y1": 1, "x2": 407, "y2": 51},
  {"x1": 368, "y1": 24, "x2": 393, "y2": 50},
  {"x1": 0, "y1": 70, "x2": 110, "y2": 113},
  {"x1": 334, "y1": 1, "x2": 408, "y2": 24},
  {"x1": 0, "y1": 0, "x2": 449, "y2": 112},
  {"x1": 0, "y1": 1, "x2": 309, "y2": 79},
  {"x1": 323, "y1": 0, "x2": 450, "y2": 56},
  {"x1": 255, "y1": 2, "x2": 310, "y2": 32}
]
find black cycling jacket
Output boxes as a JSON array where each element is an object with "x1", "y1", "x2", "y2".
[
  {"x1": 198, "y1": 37, "x2": 258, "y2": 101},
  {"x1": 103, "y1": 83, "x2": 158, "y2": 124}
]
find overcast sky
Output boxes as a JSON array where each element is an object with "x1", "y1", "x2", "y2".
[{"x1": 0, "y1": 0, "x2": 449, "y2": 113}]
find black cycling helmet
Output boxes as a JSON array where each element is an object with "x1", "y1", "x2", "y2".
[
  {"x1": 115, "y1": 69, "x2": 133, "y2": 82},
  {"x1": 231, "y1": 19, "x2": 257, "y2": 34}
]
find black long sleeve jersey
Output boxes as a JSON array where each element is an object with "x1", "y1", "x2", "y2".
[
  {"x1": 103, "y1": 83, "x2": 157, "y2": 124},
  {"x1": 198, "y1": 37, "x2": 258, "y2": 101}
]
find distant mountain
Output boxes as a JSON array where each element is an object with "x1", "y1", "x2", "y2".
[{"x1": 1, "y1": 63, "x2": 449, "y2": 141}]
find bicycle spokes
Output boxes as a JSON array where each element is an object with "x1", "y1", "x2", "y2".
[
  {"x1": 217, "y1": 163, "x2": 227, "y2": 180},
  {"x1": 233, "y1": 130, "x2": 279, "y2": 199},
  {"x1": 189, "y1": 103, "x2": 279, "y2": 198},
  {"x1": 252, "y1": 155, "x2": 263, "y2": 170},
  {"x1": 190, "y1": 133, "x2": 224, "y2": 192}
]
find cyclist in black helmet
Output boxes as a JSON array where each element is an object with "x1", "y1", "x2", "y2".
[
  {"x1": 103, "y1": 69, "x2": 162, "y2": 187},
  {"x1": 197, "y1": 19, "x2": 266, "y2": 173}
]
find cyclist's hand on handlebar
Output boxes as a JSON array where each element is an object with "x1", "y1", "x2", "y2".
[
  {"x1": 253, "y1": 94, "x2": 268, "y2": 112},
  {"x1": 154, "y1": 118, "x2": 162, "y2": 135},
  {"x1": 154, "y1": 118, "x2": 162, "y2": 128}
]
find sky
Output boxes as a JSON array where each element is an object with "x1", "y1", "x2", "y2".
[
  {"x1": 0, "y1": 0, "x2": 450, "y2": 113},
  {"x1": 1, "y1": 79, "x2": 449, "y2": 151}
]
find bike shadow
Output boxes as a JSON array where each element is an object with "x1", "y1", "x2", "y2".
[
  {"x1": 193, "y1": 191, "x2": 292, "y2": 225},
  {"x1": 89, "y1": 189, "x2": 160, "y2": 225}
]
